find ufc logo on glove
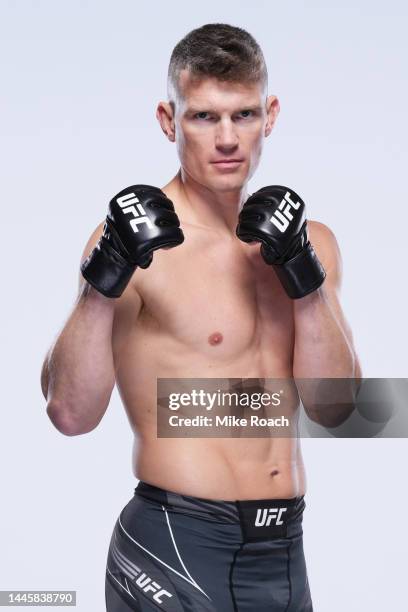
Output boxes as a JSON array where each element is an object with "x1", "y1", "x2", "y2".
[
  {"x1": 270, "y1": 190, "x2": 302, "y2": 233},
  {"x1": 117, "y1": 192, "x2": 154, "y2": 232}
]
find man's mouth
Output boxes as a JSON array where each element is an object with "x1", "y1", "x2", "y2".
[{"x1": 211, "y1": 159, "x2": 244, "y2": 169}]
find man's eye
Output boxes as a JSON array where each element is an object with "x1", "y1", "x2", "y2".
[
  {"x1": 194, "y1": 112, "x2": 210, "y2": 120},
  {"x1": 239, "y1": 110, "x2": 253, "y2": 118}
]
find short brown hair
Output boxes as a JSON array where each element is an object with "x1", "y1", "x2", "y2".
[{"x1": 167, "y1": 23, "x2": 268, "y2": 100}]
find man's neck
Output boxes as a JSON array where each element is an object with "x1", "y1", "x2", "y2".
[{"x1": 163, "y1": 169, "x2": 248, "y2": 236}]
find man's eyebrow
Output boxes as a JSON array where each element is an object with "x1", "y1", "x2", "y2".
[
  {"x1": 185, "y1": 105, "x2": 263, "y2": 114},
  {"x1": 184, "y1": 106, "x2": 216, "y2": 114}
]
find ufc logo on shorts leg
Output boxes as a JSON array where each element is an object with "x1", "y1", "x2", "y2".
[
  {"x1": 255, "y1": 507, "x2": 287, "y2": 527},
  {"x1": 117, "y1": 193, "x2": 154, "y2": 232},
  {"x1": 134, "y1": 574, "x2": 172, "y2": 605},
  {"x1": 270, "y1": 191, "x2": 301, "y2": 233}
]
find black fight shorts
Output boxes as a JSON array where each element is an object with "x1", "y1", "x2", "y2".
[{"x1": 105, "y1": 481, "x2": 313, "y2": 611}]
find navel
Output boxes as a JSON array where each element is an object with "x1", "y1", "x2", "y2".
[{"x1": 208, "y1": 331, "x2": 223, "y2": 346}]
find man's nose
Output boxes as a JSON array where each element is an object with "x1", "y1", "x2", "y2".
[{"x1": 215, "y1": 119, "x2": 239, "y2": 151}]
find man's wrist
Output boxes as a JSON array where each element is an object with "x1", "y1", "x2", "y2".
[
  {"x1": 77, "y1": 282, "x2": 118, "y2": 309},
  {"x1": 292, "y1": 285, "x2": 328, "y2": 311}
]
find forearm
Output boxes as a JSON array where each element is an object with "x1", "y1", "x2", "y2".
[
  {"x1": 293, "y1": 287, "x2": 357, "y2": 378},
  {"x1": 42, "y1": 283, "x2": 116, "y2": 434},
  {"x1": 292, "y1": 287, "x2": 361, "y2": 426}
]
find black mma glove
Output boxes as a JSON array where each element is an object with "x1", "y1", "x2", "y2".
[
  {"x1": 81, "y1": 185, "x2": 184, "y2": 298},
  {"x1": 236, "y1": 185, "x2": 325, "y2": 299}
]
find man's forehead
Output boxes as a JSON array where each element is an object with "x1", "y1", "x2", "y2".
[{"x1": 176, "y1": 69, "x2": 265, "y2": 110}]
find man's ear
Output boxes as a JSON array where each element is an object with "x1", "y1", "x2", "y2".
[
  {"x1": 265, "y1": 95, "x2": 280, "y2": 137},
  {"x1": 156, "y1": 101, "x2": 176, "y2": 142}
]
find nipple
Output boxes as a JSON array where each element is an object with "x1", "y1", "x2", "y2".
[{"x1": 208, "y1": 331, "x2": 223, "y2": 346}]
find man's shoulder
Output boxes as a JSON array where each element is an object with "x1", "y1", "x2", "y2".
[
  {"x1": 80, "y1": 221, "x2": 105, "y2": 262},
  {"x1": 307, "y1": 220, "x2": 342, "y2": 278},
  {"x1": 308, "y1": 219, "x2": 337, "y2": 241},
  {"x1": 308, "y1": 220, "x2": 339, "y2": 250}
]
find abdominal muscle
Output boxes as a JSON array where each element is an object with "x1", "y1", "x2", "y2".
[
  {"x1": 115, "y1": 341, "x2": 307, "y2": 502},
  {"x1": 135, "y1": 436, "x2": 307, "y2": 501}
]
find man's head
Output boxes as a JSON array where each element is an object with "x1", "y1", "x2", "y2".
[{"x1": 157, "y1": 24, "x2": 280, "y2": 194}]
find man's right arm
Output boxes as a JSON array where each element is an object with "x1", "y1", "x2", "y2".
[
  {"x1": 41, "y1": 185, "x2": 183, "y2": 435},
  {"x1": 41, "y1": 223, "x2": 142, "y2": 436}
]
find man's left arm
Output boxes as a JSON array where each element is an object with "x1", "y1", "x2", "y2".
[
  {"x1": 292, "y1": 221, "x2": 362, "y2": 425},
  {"x1": 235, "y1": 187, "x2": 362, "y2": 424},
  {"x1": 292, "y1": 221, "x2": 362, "y2": 380}
]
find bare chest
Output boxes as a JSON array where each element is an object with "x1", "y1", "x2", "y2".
[{"x1": 127, "y1": 235, "x2": 295, "y2": 367}]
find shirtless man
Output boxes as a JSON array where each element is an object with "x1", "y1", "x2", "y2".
[{"x1": 41, "y1": 23, "x2": 361, "y2": 611}]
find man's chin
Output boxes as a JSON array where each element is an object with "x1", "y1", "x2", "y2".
[{"x1": 205, "y1": 174, "x2": 248, "y2": 194}]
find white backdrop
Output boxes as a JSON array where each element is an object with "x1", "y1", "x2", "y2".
[{"x1": 1, "y1": 1, "x2": 407, "y2": 610}]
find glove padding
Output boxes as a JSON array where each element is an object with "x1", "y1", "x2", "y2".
[
  {"x1": 236, "y1": 185, "x2": 326, "y2": 299},
  {"x1": 81, "y1": 185, "x2": 184, "y2": 298}
]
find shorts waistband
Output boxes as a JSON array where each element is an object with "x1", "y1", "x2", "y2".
[{"x1": 135, "y1": 481, "x2": 305, "y2": 537}]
